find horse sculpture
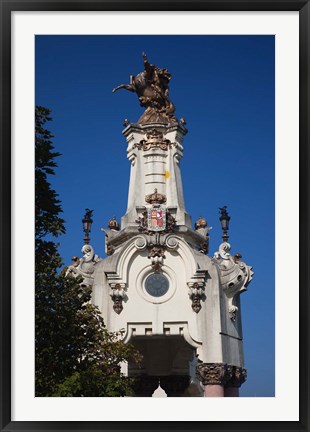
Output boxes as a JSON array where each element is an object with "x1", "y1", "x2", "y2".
[{"x1": 112, "y1": 53, "x2": 177, "y2": 125}]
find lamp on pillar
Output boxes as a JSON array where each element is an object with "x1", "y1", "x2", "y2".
[
  {"x1": 219, "y1": 206, "x2": 230, "y2": 243},
  {"x1": 82, "y1": 208, "x2": 93, "y2": 244}
]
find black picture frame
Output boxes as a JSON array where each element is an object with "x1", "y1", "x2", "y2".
[{"x1": 1, "y1": 1, "x2": 309, "y2": 431}]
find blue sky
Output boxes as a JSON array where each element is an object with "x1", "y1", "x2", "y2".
[{"x1": 35, "y1": 35, "x2": 275, "y2": 397}]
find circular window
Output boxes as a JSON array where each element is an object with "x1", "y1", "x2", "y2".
[{"x1": 145, "y1": 273, "x2": 169, "y2": 298}]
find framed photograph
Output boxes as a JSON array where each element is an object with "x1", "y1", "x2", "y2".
[{"x1": 1, "y1": 1, "x2": 309, "y2": 431}]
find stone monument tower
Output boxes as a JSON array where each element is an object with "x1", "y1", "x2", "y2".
[{"x1": 69, "y1": 54, "x2": 253, "y2": 397}]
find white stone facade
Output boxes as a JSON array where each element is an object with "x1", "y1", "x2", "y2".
[
  {"x1": 64, "y1": 51, "x2": 255, "y2": 396},
  {"x1": 78, "y1": 122, "x2": 253, "y2": 396},
  {"x1": 121, "y1": 123, "x2": 192, "y2": 228}
]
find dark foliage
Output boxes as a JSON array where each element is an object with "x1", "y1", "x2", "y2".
[{"x1": 35, "y1": 106, "x2": 140, "y2": 397}]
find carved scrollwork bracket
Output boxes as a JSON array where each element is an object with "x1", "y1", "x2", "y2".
[
  {"x1": 110, "y1": 283, "x2": 126, "y2": 314},
  {"x1": 147, "y1": 234, "x2": 180, "y2": 271},
  {"x1": 187, "y1": 281, "x2": 205, "y2": 313},
  {"x1": 148, "y1": 244, "x2": 166, "y2": 272},
  {"x1": 133, "y1": 234, "x2": 179, "y2": 273}
]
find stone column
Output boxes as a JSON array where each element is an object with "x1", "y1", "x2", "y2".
[
  {"x1": 224, "y1": 366, "x2": 247, "y2": 397},
  {"x1": 196, "y1": 363, "x2": 233, "y2": 397},
  {"x1": 204, "y1": 384, "x2": 225, "y2": 397}
]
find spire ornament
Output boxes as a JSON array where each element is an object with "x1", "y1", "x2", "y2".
[
  {"x1": 145, "y1": 189, "x2": 167, "y2": 205},
  {"x1": 82, "y1": 208, "x2": 93, "y2": 245},
  {"x1": 219, "y1": 206, "x2": 230, "y2": 243},
  {"x1": 195, "y1": 216, "x2": 208, "y2": 229},
  {"x1": 108, "y1": 216, "x2": 120, "y2": 231},
  {"x1": 112, "y1": 53, "x2": 178, "y2": 125}
]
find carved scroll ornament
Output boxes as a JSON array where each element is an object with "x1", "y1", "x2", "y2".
[{"x1": 214, "y1": 242, "x2": 254, "y2": 321}]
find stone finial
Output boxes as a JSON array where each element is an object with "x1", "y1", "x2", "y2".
[
  {"x1": 71, "y1": 256, "x2": 80, "y2": 267},
  {"x1": 145, "y1": 189, "x2": 167, "y2": 205},
  {"x1": 152, "y1": 382, "x2": 167, "y2": 398},
  {"x1": 233, "y1": 253, "x2": 242, "y2": 263},
  {"x1": 108, "y1": 216, "x2": 120, "y2": 231},
  {"x1": 195, "y1": 216, "x2": 208, "y2": 230}
]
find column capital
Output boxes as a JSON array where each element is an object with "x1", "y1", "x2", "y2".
[
  {"x1": 196, "y1": 363, "x2": 233, "y2": 386},
  {"x1": 226, "y1": 366, "x2": 247, "y2": 388},
  {"x1": 196, "y1": 363, "x2": 247, "y2": 388}
]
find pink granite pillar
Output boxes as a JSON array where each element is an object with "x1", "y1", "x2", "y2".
[
  {"x1": 196, "y1": 363, "x2": 232, "y2": 398},
  {"x1": 196, "y1": 363, "x2": 247, "y2": 397},
  {"x1": 204, "y1": 384, "x2": 225, "y2": 397}
]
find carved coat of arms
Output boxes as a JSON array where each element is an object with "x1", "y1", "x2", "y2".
[{"x1": 147, "y1": 206, "x2": 166, "y2": 231}]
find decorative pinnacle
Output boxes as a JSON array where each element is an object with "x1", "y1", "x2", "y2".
[
  {"x1": 195, "y1": 215, "x2": 208, "y2": 230},
  {"x1": 82, "y1": 208, "x2": 94, "y2": 245},
  {"x1": 145, "y1": 188, "x2": 167, "y2": 205},
  {"x1": 108, "y1": 216, "x2": 120, "y2": 231},
  {"x1": 112, "y1": 53, "x2": 177, "y2": 125},
  {"x1": 219, "y1": 206, "x2": 230, "y2": 243}
]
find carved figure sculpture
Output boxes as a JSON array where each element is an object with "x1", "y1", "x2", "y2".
[
  {"x1": 66, "y1": 244, "x2": 100, "y2": 286},
  {"x1": 112, "y1": 53, "x2": 177, "y2": 125}
]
